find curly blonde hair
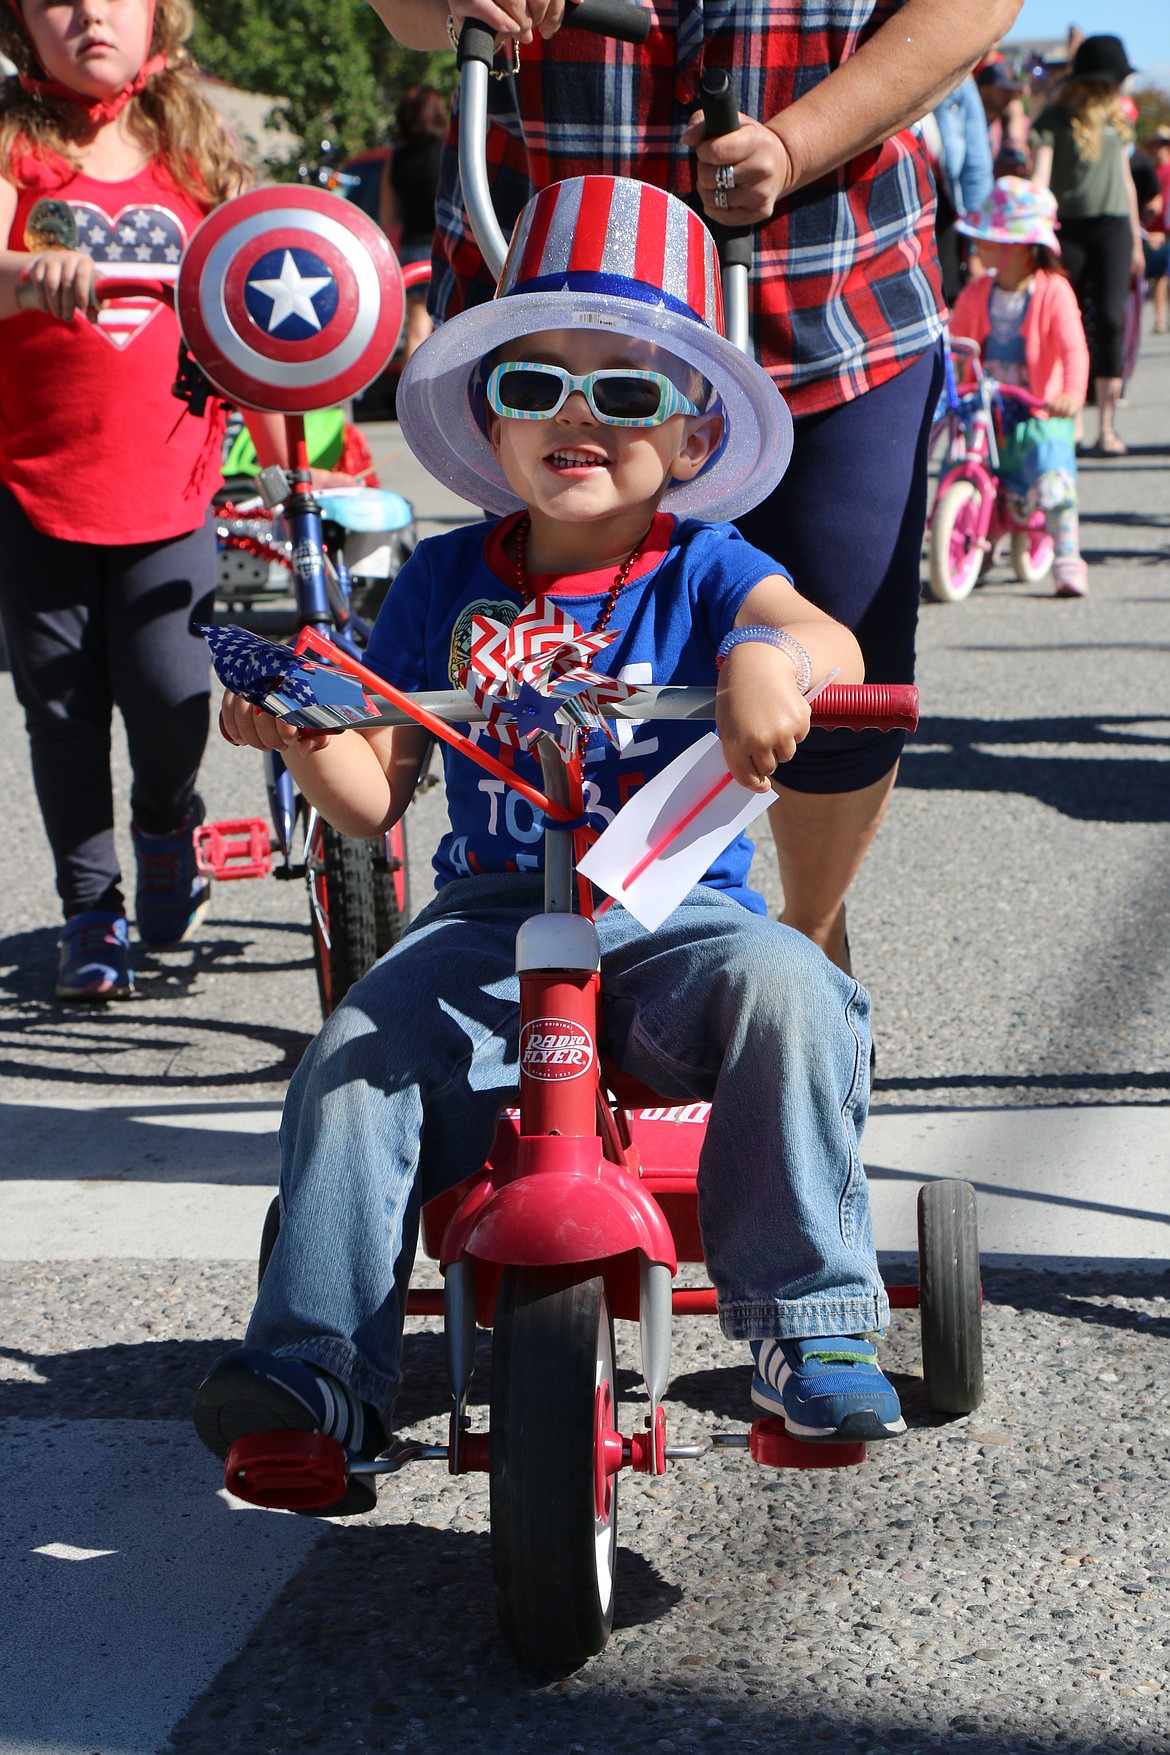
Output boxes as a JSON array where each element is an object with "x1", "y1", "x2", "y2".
[
  {"x1": 0, "y1": 0, "x2": 244, "y2": 206},
  {"x1": 1062, "y1": 78, "x2": 1133, "y2": 165}
]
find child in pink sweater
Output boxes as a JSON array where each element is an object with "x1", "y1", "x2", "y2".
[{"x1": 953, "y1": 178, "x2": 1091, "y2": 597}]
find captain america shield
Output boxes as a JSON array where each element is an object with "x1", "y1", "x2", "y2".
[{"x1": 177, "y1": 186, "x2": 405, "y2": 411}]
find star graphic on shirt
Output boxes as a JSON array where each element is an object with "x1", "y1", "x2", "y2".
[{"x1": 246, "y1": 251, "x2": 333, "y2": 332}]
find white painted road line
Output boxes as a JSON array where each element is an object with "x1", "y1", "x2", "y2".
[
  {"x1": 0, "y1": 1180, "x2": 276, "y2": 1259},
  {"x1": 2, "y1": 1100, "x2": 1167, "y2": 1263},
  {"x1": 865, "y1": 1105, "x2": 1170, "y2": 1261}
]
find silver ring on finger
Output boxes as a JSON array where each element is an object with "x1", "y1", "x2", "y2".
[
  {"x1": 712, "y1": 187, "x2": 729, "y2": 211},
  {"x1": 714, "y1": 164, "x2": 736, "y2": 193}
]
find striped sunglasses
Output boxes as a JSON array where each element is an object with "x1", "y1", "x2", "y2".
[{"x1": 485, "y1": 363, "x2": 700, "y2": 427}]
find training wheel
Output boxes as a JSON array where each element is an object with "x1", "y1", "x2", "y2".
[
  {"x1": 224, "y1": 1430, "x2": 348, "y2": 1510},
  {"x1": 749, "y1": 1418, "x2": 866, "y2": 1470}
]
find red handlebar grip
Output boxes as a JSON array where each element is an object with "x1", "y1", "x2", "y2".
[
  {"x1": 92, "y1": 276, "x2": 175, "y2": 306},
  {"x1": 809, "y1": 683, "x2": 918, "y2": 733}
]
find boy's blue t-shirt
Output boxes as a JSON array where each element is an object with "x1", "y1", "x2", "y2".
[{"x1": 363, "y1": 511, "x2": 789, "y2": 915}]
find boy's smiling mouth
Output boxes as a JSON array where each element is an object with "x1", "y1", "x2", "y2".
[{"x1": 545, "y1": 447, "x2": 611, "y2": 473}]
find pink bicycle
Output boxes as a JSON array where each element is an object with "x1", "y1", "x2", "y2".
[{"x1": 927, "y1": 337, "x2": 1055, "y2": 604}]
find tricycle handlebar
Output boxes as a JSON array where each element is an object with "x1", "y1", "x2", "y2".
[{"x1": 354, "y1": 681, "x2": 918, "y2": 735}]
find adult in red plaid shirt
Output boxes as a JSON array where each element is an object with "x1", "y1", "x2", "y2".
[{"x1": 371, "y1": 0, "x2": 1024, "y2": 976}]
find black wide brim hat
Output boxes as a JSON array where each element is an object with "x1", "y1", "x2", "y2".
[{"x1": 1070, "y1": 34, "x2": 1138, "y2": 84}]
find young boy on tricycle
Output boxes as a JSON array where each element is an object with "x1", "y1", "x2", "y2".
[{"x1": 194, "y1": 176, "x2": 905, "y2": 1513}]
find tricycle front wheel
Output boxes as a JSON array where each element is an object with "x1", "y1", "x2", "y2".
[{"x1": 490, "y1": 1268, "x2": 618, "y2": 1670}]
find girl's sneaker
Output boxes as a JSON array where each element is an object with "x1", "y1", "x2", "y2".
[
  {"x1": 55, "y1": 911, "x2": 133, "y2": 1001},
  {"x1": 751, "y1": 1336, "x2": 906, "y2": 1441},
  {"x1": 132, "y1": 796, "x2": 211, "y2": 947},
  {"x1": 1053, "y1": 558, "x2": 1089, "y2": 597},
  {"x1": 193, "y1": 1347, "x2": 386, "y2": 1516}
]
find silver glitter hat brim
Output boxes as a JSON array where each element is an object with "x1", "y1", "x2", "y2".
[{"x1": 396, "y1": 289, "x2": 793, "y2": 523}]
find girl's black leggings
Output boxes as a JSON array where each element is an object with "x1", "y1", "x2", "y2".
[
  {"x1": 1058, "y1": 213, "x2": 1133, "y2": 382},
  {"x1": 0, "y1": 488, "x2": 214, "y2": 918}
]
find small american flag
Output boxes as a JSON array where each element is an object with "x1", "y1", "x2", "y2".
[
  {"x1": 70, "y1": 199, "x2": 186, "y2": 349},
  {"x1": 199, "y1": 625, "x2": 401, "y2": 731},
  {"x1": 200, "y1": 625, "x2": 318, "y2": 709}
]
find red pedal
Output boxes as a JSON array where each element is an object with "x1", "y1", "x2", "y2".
[
  {"x1": 194, "y1": 818, "x2": 272, "y2": 881},
  {"x1": 224, "y1": 1431, "x2": 348, "y2": 1509},
  {"x1": 749, "y1": 1417, "x2": 866, "y2": 1470}
]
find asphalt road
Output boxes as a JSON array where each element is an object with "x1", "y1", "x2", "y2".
[{"x1": 1, "y1": 328, "x2": 1168, "y2": 1755}]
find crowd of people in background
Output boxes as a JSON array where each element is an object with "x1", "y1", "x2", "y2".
[{"x1": 931, "y1": 29, "x2": 1165, "y2": 458}]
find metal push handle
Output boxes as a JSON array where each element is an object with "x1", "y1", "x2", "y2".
[
  {"x1": 457, "y1": 3, "x2": 651, "y2": 281},
  {"x1": 699, "y1": 68, "x2": 751, "y2": 353}
]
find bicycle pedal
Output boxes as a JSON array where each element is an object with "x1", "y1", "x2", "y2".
[{"x1": 194, "y1": 819, "x2": 273, "y2": 881}]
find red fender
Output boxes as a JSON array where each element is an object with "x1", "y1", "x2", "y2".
[{"x1": 439, "y1": 1134, "x2": 677, "y2": 1275}]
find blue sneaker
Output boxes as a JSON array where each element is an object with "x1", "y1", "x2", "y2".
[
  {"x1": 751, "y1": 1336, "x2": 906, "y2": 1442},
  {"x1": 55, "y1": 911, "x2": 133, "y2": 1001},
  {"x1": 132, "y1": 796, "x2": 211, "y2": 947},
  {"x1": 193, "y1": 1346, "x2": 386, "y2": 1516}
]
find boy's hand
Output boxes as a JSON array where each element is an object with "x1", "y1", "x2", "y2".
[
  {"x1": 16, "y1": 250, "x2": 99, "y2": 322},
  {"x1": 219, "y1": 691, "x2": 330, "y2": 755},
  {"x1": 715, "y1": 643, "x2": 811, "y2": 791}
]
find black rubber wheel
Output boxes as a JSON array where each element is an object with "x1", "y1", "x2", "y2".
[
  {"x1": 373, "y1": 822, "x2": 409, "y2": 959},
  {"x1": 918, "y1": 1179, "x2": 985, "y2": 1415},
  {"x1": 306, "y1": 820, "x2": 380, "y2": 1016},
  {"x1": 490, "y1": 1269, "x2": 618, "y2": 1670},
  {"x1": 257, "y1": 1196, "x2": 281, "y2": 1290}
]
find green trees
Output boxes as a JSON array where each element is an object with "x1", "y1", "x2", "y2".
[{"x1": 191, "y1": 0, "x2": 453, "y2": 174}]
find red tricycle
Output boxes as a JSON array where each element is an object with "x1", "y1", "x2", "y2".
[
  {"x1": 225, "y1": 633, "x2": 985, "y2": 1672},
  {"x1": 926, "y1": 337, "x2": 1055, "y2": 603}
]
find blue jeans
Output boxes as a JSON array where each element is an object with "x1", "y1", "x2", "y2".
[{"x1": 248, "y1": 874, "x2": 886, "y2": 1429}]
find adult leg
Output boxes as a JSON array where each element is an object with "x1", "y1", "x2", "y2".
[
  {"x1": 735, "y1": 346, "x2": 943, "y2": 972},
  {"x1": 0, "y1": 489, "x2": 122, "y2": 916},
  {"x1": 1078, "y1": 216, "x2": 1133, "y2": 451}
]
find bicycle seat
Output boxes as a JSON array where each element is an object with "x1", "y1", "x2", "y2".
[{"x1": 316, "y1": 488, "x2": 413, "y2": 533}]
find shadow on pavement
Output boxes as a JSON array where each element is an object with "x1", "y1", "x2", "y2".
[{"x1": 900, "y1": 714, "x2": 1170, "y2": 822}]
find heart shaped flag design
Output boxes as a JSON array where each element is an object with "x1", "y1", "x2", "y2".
[{"x1": 67, "y1": 200, "x2": 186, "y2": 348}]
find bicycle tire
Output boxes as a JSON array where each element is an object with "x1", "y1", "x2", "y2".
[
  {"x1": 927, "y1": 480, "x2": 985, "y2": 603},
  {"x1": 307, "y1": 820, "x2": 380, "y2": 1016},
  {"x1": 1010, "y1": 527, "x2": 1055, "y2": 585},
  {"x1": 373, "y1": 822, "x2": 409, "y2": 959}
]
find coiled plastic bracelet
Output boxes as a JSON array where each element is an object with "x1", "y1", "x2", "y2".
[{"x1": 714, "y1": 625, "x2": 813, "y2": 695}]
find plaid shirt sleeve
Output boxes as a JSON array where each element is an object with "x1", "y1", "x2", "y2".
[{"x1": 430, "y1": 0, "x2": 945, "y2": 417}]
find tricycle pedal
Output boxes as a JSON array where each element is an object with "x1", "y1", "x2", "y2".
[
  {"x1": 710, "y1": 1422, "x2": 866, "y2": 1468},
  {"x1": 224, "y1": 1430, "x2": 348, "y2": 1510}
]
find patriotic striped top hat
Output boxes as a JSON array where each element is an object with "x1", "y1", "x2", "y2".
[{"x1": 397, "y1": 176, "x2": 792, "y2": 521}]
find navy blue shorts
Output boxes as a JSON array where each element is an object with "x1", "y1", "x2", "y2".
[{"x1": 735, "y1": 344, "x2": 943, "y2": 794}]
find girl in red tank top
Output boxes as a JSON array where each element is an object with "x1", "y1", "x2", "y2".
[{"x1": 0, "y1": 0, "x2": 245, "y2": 998}]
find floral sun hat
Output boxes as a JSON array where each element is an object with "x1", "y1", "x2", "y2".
[{"x1": 955, "y1": 177, "x2": 1061, "y2": 254}]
